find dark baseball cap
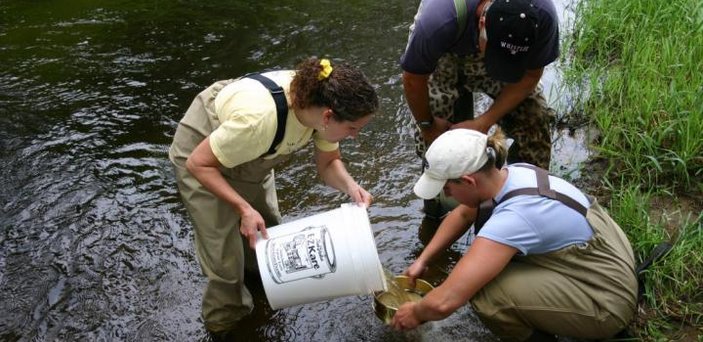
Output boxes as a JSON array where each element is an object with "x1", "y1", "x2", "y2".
[{"x1": 484, "y1": 0, "x2": 540, "y2": 83}]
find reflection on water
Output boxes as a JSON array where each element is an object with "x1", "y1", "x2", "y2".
[{"x1": 0, "y1": 0, "x2": 581, "y2": 340}]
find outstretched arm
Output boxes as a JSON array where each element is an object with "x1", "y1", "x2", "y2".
[
  {"x1": 315, "y1": 147, "x2": 372, "y2": 207},
  {"x1": 404, "y1": 205, "x2": 478, "y2": 284},
  {"x1": 393, "y1": 236, "x2": 517, "y2": 330}
]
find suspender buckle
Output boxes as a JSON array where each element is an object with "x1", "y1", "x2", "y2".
[{"x1": 269, "y1": 87, "x2": 284, "y2": 95}]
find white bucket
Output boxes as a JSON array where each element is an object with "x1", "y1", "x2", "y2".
[{"x1": 255, "y1": 203, "x2": 387, "y2": 310}]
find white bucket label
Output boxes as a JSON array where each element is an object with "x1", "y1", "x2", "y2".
[{"x1": 265, "y1": 225, "x2": 337, "y2": 284}]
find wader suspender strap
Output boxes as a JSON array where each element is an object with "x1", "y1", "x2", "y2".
[
  {"x1": 453, "y1": 69, "x2": 474, "y2": 122},
  {"x1": 245, "y1": 73, "x2": 288, "y2": 156},
  {"x1": 474, "y1": 165, "x2": 589, "y2": 232},
  {"x1": 453, "y1": 0, "x2": 467, "y2": 44},
  {"x1": 451, "y1": 0, "x2": 474, "y2": 123}
]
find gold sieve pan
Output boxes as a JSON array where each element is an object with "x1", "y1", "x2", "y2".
[{"x1": 373, "y1": 275, "x2": 434, "y2": 324}]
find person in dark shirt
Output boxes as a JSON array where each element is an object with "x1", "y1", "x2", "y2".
[{"x1": 401, "y1": 0, "x2": 559, "y2": 218}]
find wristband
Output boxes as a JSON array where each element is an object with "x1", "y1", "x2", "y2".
[{"x1": 417, "y1": 117, "x2": 434, "y2": 129}]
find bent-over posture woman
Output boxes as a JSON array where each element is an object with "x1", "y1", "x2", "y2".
[
  {"x1": 392, "y1": 129, "x2": 637, "y2": 341},
  {"x1": 169, "y1": 57, "x2": 379, "y2": 333}
]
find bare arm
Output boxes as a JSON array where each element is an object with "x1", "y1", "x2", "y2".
[
  {"x1": 403, "y1": 71, "x2": 452, "y2": 145},
  {"x1": 315, "y1": 147, "x2": 372, "y2": 207},
  {"x1": 404, "y1": 205, "x2": 477, "y2": 283},
  {"x1": 186, "y1": 136, "x2": 267, "y2": 249},
  {"x1": 452, "y1": 68, "x2": 543, "y2": 133},
  {"x1": 402, "y1": 71, "x2": 431, "y2": 123},
  {"x1": 392, "y1": 237, "x2": 518, "y2": 329}
]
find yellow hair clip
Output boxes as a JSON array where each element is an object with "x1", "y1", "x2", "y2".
[{"x1": 318, "y1": 59, "x2": 333, "y2": 80}]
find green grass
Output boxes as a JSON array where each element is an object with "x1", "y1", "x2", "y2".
[
  {"x1": 563, "y1": 0, "x2": 703, "y2": 339},
  {"x1": 606, "y1": 182, "x2": 702, "y2": 339},
  {"x1": 566, "y1": 0, "x2": 703, "y2": 189}
]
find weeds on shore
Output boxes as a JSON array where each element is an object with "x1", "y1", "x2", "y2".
[
  {"x1": 564, "y1": 0, "x2": 703, "y2": 339},
  {"x1": 607, "y1": 182, "x2": 702, "y2": 339}
]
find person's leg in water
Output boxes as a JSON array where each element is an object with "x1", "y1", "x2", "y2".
[{"x1": 173, "y1": 163, "x2": 282, "y2": 334}]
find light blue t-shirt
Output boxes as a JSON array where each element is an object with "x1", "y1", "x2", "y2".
[{"x1": 477, "y1": 164, "x2": 593, "y2": 255}]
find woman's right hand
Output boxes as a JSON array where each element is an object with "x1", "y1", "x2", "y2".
[
  {"x1": 239, "y1": 208, "x2": 268, "y2": 250},
  {"x1": 403, "y1": 260, "x2": 428, "y2": 289}
]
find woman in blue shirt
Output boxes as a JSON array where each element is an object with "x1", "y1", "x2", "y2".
[{"x1": 392, "y1": 129, "x2": 637, "y2": 341}]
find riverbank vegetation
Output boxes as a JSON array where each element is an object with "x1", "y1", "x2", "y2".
[{"x1": 564, "y1": 0, "x2": 702, "y2": 339}]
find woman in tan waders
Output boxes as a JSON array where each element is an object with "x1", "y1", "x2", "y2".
[
  {"x1": 391, "y1": 129, "x2": 637, "y2": 341},
  {"x1": 168, "y1": 57, "x2": 379, "y2": 334}
]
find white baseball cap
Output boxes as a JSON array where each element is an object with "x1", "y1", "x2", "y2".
[{"x1": 413, "y1": 129, "x2": 489, "y2": 199}]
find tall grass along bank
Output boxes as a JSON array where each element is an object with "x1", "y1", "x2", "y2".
[{"x1": 564, "y1": 0, "x2": 702, "y2": 339}]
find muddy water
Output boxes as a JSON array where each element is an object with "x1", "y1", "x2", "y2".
[{"x1": 0, "y1": 0, "x2": 583, "y2": 341}]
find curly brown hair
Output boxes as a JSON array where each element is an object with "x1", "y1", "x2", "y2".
[{"x1": 290, "y1": 57, "x2": 379, "y2": 122}]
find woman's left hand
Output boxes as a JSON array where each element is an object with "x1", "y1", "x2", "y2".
[
  {"x1": 347, "y1": 184, "x2": 373, "y2": 207},
  {"x1": 391, "y1": 302, "x2": 421, "y2": 331}
]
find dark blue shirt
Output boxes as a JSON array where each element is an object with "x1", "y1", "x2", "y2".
[{"x1": 401, "y1": 0, "x2": 559, "y2": 75}]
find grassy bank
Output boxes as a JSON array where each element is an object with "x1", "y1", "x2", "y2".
[{"x1": 564, "y1": 0, "x2": 703, "y2": 339}]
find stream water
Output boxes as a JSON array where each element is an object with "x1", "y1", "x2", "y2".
[{"x1": 0, "y1": 0, "x2": 584, "y2": 341}]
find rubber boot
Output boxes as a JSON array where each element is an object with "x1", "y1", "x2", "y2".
[{"x1": 422, "y1": 198, "x2": 444, "y2": 221}]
